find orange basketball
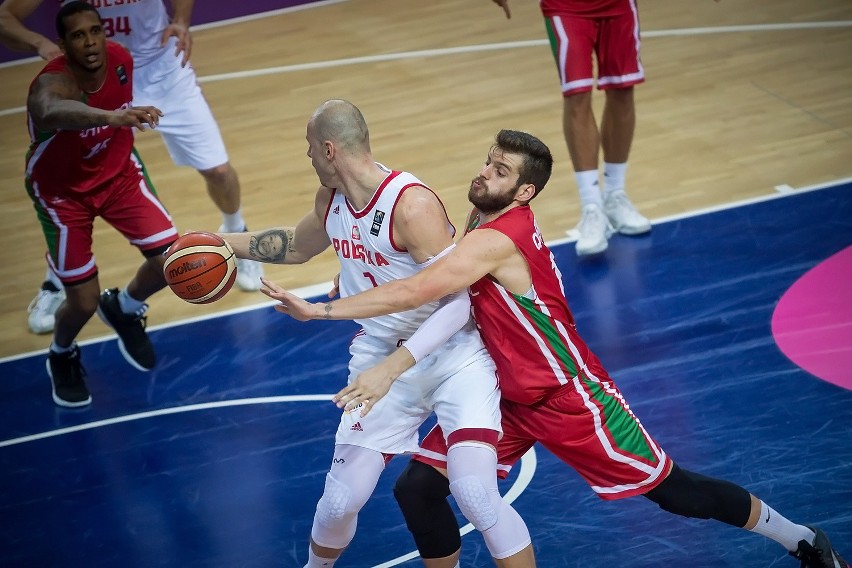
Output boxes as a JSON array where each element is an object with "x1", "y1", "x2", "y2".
[{"x1": 163, "y1": 231, "x2": 237, "y2": 304}]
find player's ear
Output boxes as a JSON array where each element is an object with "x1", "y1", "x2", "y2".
[
  {"x1": 516, "y1": 183, "x2": 536, "y2": 203},
  {"x1": 324, "y1": 140, "x2": 334, "y2": 159}
]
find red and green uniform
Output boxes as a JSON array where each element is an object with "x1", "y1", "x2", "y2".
[{"x1": 416, "y1": 205, "x2": 671, "y2": 499}]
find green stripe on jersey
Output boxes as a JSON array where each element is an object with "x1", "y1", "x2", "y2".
[
  {"x1": 582, "y1": 375, "x2": 657, "y2": 462},
  {"x1": 516, "y1": 295, "x2": 579, "y2": 377}
]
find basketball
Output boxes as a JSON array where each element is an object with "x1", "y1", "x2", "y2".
[{"x1": 163, "y1": 231, "x2": 237, "y2": 304}]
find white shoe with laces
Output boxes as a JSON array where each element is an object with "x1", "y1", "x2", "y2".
[
  {"x1": 574, "y1": 204, "x2": 613, "y2": 256},
  {"x1": 27, "y1": 284, "x2": 65, "y2": 335},
  {"x1": 603, "y1": 190, "x2": 651, "y2": 235},
  {"x1": 219, "y1": 225, "x2": 265, "y2": 292}
]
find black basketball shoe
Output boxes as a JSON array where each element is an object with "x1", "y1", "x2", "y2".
[
  {"x1": 46, "y1": 345, "x2": 91, "y2": 407},
  {"x1": 791, "y1": 526, "x2": 849, "y2": 568},
  {"x1": 97, "y1": 288, "x2": 156, "y2": 371}
]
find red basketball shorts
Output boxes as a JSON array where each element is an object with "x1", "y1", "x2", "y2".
[
  {"x1": 544, "y1": 8, "x2": 645, "y2": 95},
  {"x1": 27, "y1": 151, "x2": 178, "y2": 285}
]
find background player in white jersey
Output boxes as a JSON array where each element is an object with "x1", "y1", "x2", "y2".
[
  {"x1": 217, "y1": 99, "x2": 535, "y2": 568},
  {"x1": 0, "y1": 0, "x2": 264, "y2": 334}
]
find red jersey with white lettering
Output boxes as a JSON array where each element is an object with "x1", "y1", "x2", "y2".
[
  {"x1": 25, "y1": 41, "x2": 134, "y2": 194},
  {"x1": 539, "y1": 0, "x2": 634, "y2": 17},
  {"x1": 324, "y1": 166, "x2": 455, "y2": 344},
  {"x1": 467, "y1": 205, "x2": 596, "y2": 405}
]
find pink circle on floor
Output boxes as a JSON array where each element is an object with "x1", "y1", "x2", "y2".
[{"x1": 771, "y1": 245, "x2": 852, "y2": 391}]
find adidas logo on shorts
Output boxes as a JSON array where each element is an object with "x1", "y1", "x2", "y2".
[{"x1": 350, "y1": 422, "x2": 363, "y2": 431}]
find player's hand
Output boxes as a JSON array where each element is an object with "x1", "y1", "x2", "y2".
[
  {"x1": 35, "y1": 39, "x2": 62, "y2": 61},
  {"x1": 161, "y1": 23, "x2": 192, "y2": 66},
  {"x1": 260, "y1": 276, "x2": 321, "y2": 321},
  {"x1": 491, "y1": 0, "x2": 511, "y2": 19},
  {"x1": 114, "y1": 106, "x2": 163, "y2": 130},
  {"x1": 328, "y1": 273, "x2": 340, "y2": 299},
  {"x1": 333, "y1": 365, "x2": 396, "y2": 417}
]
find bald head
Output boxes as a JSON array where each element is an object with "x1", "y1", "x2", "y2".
[{"x1": 309, "y1": 99, "x2": 371, "y2": 154}]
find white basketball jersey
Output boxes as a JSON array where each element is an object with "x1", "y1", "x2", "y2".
[
  {"x1": 325, "y1": 166, "x2": 454, "y2": 344},
  {"x1": 64, "y1": 0, "x2": 173, "y2": 67}
]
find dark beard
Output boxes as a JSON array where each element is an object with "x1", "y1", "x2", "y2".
[{"x1": 468, "y1": 179, "x2": 518, "y2": 213}]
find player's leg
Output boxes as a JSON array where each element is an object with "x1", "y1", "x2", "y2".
[
  {"x1": 305, "y1": 443, "x2": 387, "y2": 567},
  {"x1": 138, "y1": 60, "x2": 264, "y2": 291},
  {"x1": 394, "y1": 452, "x2": 461, "y2": 568},
  {"x1": 545, "y1": 13, "x2": 611, "y2": 255},
  {"x1": 597, "y1": 7, "x2": 650, "y2": 235},
  {"x1": 645, "y1": 465, "x2": 849, "y2": 566},
  {"x1": 307, "y1": 335, "x2": 434, "y2": 566},
  {"x1": 394, "y1": 430, "x2": 537, "y2": 567},
  {"x1": 97, "y1": 152, "x2": 178, "y2": 371}
]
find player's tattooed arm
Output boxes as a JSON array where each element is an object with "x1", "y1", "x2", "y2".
[{"x1": 248, "y1": 228, "x2": 296, "y2": 263}]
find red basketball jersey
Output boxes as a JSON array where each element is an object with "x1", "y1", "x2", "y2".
[
  {"x1": 467, "y1": 206, "x2": 598, "y2": 405},
  {"x1": 539, "y1": 0, "x2": 635, "y2": 18},
  {"x1": 25, "y1": 41, "x2": 135, "y2": 193}
]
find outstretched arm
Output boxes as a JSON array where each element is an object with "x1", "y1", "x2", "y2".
[
  {"x1": 0, "y1": 0, "x2": 60, "y2": 60},
  {"x1": 219, "y1": 186, "x2": 332, "y2": 265},
  {"x1": 28, "y1": 72, "x2": 162, "y2": 131},
  {"x1": 260, "y1": 226, "x2": 515, "y2": 319}
]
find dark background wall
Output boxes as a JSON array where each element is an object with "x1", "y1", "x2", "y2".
[{"x1": 0, "y1": 0, "x2": 317, "y2": 65}]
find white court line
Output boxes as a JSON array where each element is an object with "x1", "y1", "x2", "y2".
[
  {"x1": 0, "y1": 391, "x2": 538, "y2": 568},
  {"x1": 1, "y1": 20, "x2": 851, "y2": 117}
]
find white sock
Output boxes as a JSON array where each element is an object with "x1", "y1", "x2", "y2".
[
  {"x1": 603, "y1": 161, "x2": 628, "y2": 197},
  {"x1": 118, "y1": 288, "x2": 145, "y2": 314},
  {"x1": 221, "y1": 210, "x2": 246, "y2": 233},
  {"x1": 45, "y1": 267, "x2": 63, "y2": 290},
  {"x1": 303, "y1": 547, "x2": 338, "y2": 567},
  {"x1": 50, "y1": 341, "x2": 75, "y2": 354},
  {"x1": 575, "y1": 170, "x2": 602, "y2": 207},
  {"x1": 749, "y1": 501, "x2": 815, "y2": 552}
]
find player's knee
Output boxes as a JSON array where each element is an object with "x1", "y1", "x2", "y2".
[
  {"x1": 315, "y1": 473, "x2": 355, "y2": 528},
  {"x1": 645, "y1": 464, "x2": 751, "y2": 527},
  {"x1": 449, "y1": 475, "x2": 498, "y2": 531},
  {"x1": 198, "y1": 162, "x2": 233, "y2": 183},
  {"x1": 394, "y1": 461, "x2": 450, "y2": 529},
  {"x1": 393, "y1": 461, "x2": 460, "y2": 559}
]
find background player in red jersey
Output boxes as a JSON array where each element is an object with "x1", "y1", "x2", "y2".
[
  {"x1": 491, "y1": 0, "x2": 650, "y2": 256},
  {"x1": 26, "y1": 1, "x2": 178, "y2": 407},
  {"x1": 0, "y1": 0, "x2": 263, "y2": 336},
  {"x1": 261, "y1": 130, "x2": 848, "y2": 568}
]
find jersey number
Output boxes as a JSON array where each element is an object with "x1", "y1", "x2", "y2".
[
  {"x1": 102, "y1": 17, "x2": 132, "y2": 38},
  {"x1": 362, "y1": 272, "x2": 378, "y2": 287}
]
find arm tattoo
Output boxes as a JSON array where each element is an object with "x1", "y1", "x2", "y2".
[
  {"x1": 248, "y1": 228, "x2": 295, "y2": 263},
  {"x1": 323, "y1": 302, "x2": 333, "y2": 320}
]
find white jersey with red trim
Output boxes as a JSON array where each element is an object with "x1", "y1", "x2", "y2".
[
  {"x1": 324, "y1": 165, "x2": 453, "y2": 345},
  {"x1": 62, "y1": 0, "x2": 173, "y2": 67}
]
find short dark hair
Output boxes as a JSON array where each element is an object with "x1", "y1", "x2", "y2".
[
  {"x1": 494, "y1": 129, "x2": 553, "y2": 200},
  {"x1": 56, "y1": 1, "x2": 100, "y2": 39}
]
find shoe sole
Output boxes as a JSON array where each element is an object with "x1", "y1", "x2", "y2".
[
  {"x1": 46, "y1": 359, "x2": 92, "y2": 408},
  {"x1": 96, "y1": 305, "x2": 154, "y2": 372},
  {"x1": 613, "y1": 224, "x2": 652, "y2": 236}
]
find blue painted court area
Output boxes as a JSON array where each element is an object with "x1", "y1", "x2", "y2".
[{"x1": 1, "y1": 182, "x2": 850, "y2": 567}]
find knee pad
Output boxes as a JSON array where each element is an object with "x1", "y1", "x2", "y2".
[
  {"x1": 449, "y1": 475, "x2": 498, "y2": 531},
  {"x1": 394, "y1": 460, "x2": 460, "y2": 559},
  {"x1": 315, "y1": 473, "x2": 351, "y2": 528}
]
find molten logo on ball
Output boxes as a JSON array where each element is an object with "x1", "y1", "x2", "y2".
[
  {"x1": 167, "y1": 258, "x2": 208, "y2": 279},
  {"x1": 163, "y1": 231, "x2": 237, "y2": 304}
]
